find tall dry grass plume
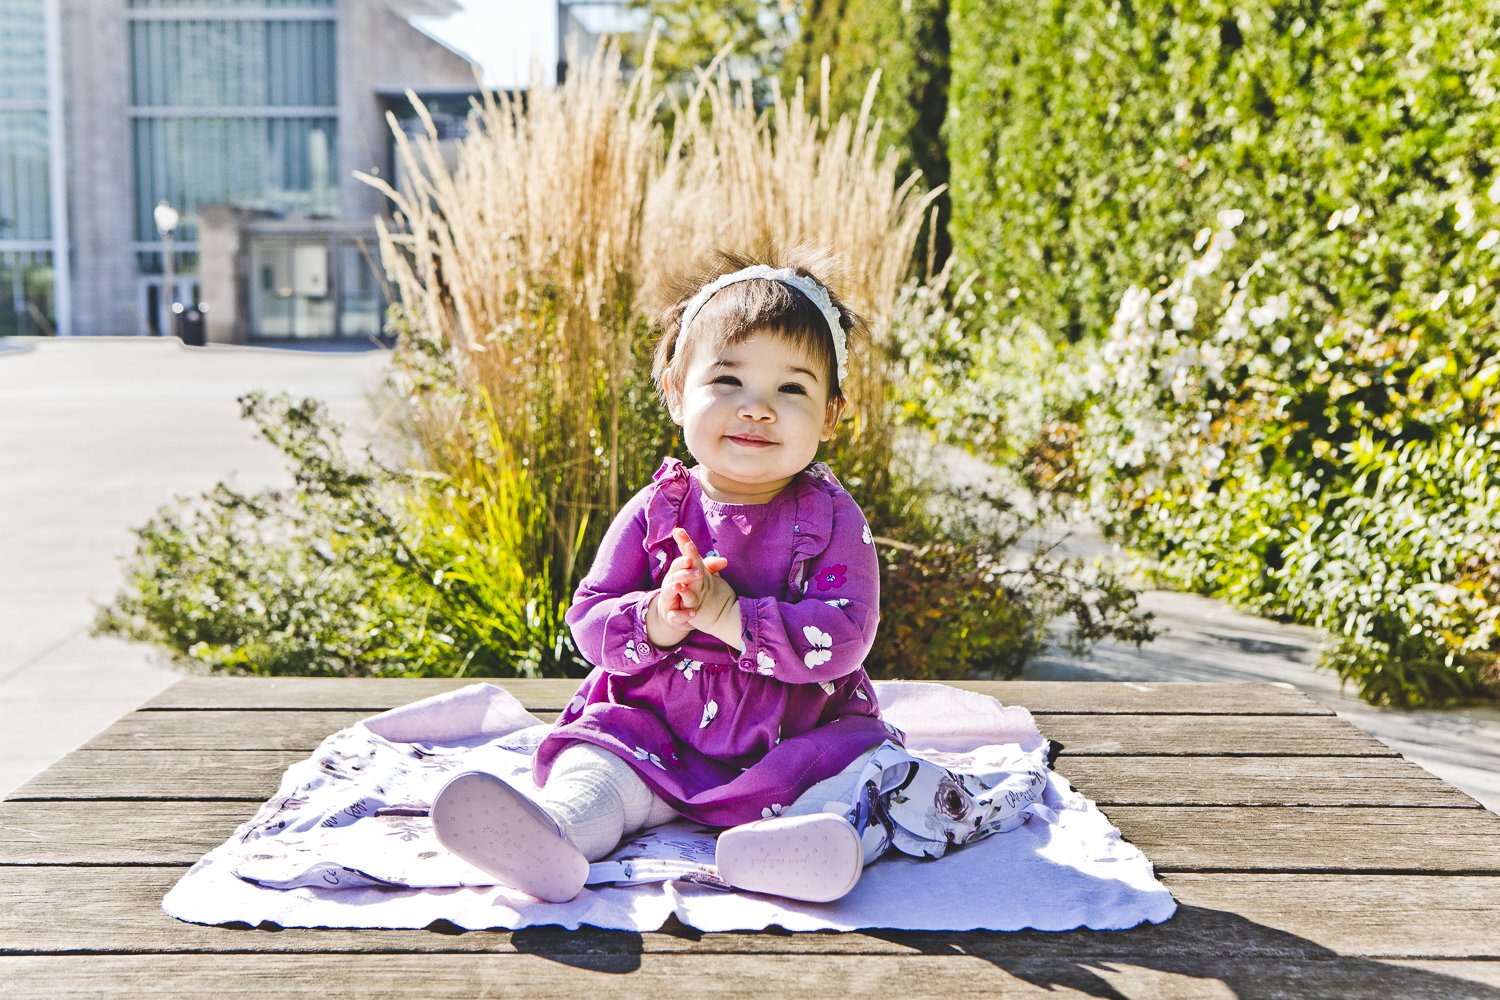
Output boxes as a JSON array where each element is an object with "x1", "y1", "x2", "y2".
[{"x1": 361, "y1": 44, "x2": 941, "y2": 601}]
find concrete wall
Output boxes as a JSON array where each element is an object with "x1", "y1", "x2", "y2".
[
  {"x1": 337, "y1": 0, "x2": 477, "y2": 223},
  {"x1": 62, "y1": 0, "x2": 138, "y2": 336}
]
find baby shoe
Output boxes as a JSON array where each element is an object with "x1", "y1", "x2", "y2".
[
  {"x1": 432, "y1": 771, "x2": 589, "y2": 903},
  {"x1": 714, "y1": 812, "x2": 863, "y2": 903}
]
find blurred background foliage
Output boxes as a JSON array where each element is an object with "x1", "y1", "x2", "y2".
[
  {"x1": 99, "y1": 44, "x2": 1148, "y2": 682},
  {"x1": 103, "y1": 0, "x2": 1500, "y2": 705}
]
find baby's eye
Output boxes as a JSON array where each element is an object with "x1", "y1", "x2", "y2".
[
  {"x1": 780, "y1": 383, "x2": 808, "y2": 395},
  {"x1": 711, "y1": 375, "x2": 741, "y2": 387}
]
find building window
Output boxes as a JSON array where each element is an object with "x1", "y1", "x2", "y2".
[
  {"x1": 0, "y1": 0, "x2": 55, "y2": 335},
  {"x1": 127, "y1": 1, "x2": 338, "y2": 248}
]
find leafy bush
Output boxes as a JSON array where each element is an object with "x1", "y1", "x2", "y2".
[
  {"x1": 97, "y1": 394, "x2": 578, "y2": 677},
  {"x1": 1075, "y1": 220, "x2": 1500, "y2": 706},
  {"x1": 934, "y1": 0, "x2": 1500, "y2": 705}
]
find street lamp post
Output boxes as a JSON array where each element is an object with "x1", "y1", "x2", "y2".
[{"x1": 153, "y1": 200, "x2": 179, "y2": 338}]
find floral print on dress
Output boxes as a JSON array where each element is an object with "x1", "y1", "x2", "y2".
[
  {"x1": 675, "y1": 658, "x2": 702, "y2": 681},
  {"x1": 802, "y1": 625, "x2": 833, "y2": 668},
  {"x1": 633, "y1": 746, "x2": 667, "y2": 770},
  {"x1": 568, "y1": 695, "x2": 586, "y2": 715},
  {"x1": 824, "y1": 598, "x2": 850, "y2": 608},
  {"x1": 699, "y1": 700, "x2": 718, "y2": 729},
  {"x1": 755, "y1": 650, "x2": 776, "y2": 675},
  {"x1": 814, "y1": 564, "x2": 848, "y2": 591},
  {"x1": 819, "y1": 681, "x2": 837, "y2": 696},
  {"x1": 761, "y1": 803, "x2": 783, "y2": 819},
  {"x1": 862, "y1": 523, "x2": 873, "y2": 545},
  {"x1": 623, "y1": 642, "x2": 640, "y2": 664}
]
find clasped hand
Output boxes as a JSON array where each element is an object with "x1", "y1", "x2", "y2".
[{"x1": 651, "y1": 527, "x2": 737, "y2": 645}]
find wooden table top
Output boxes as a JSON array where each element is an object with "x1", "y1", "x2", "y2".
[{"x1": 3, "y1": 677, "x2": 1499, "y2": 999}]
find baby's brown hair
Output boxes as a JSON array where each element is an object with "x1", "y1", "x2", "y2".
[{"x1": 651, "y1": 246, "x2": 868, "y2": 405}]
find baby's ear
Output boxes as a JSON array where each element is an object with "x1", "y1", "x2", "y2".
[
  {"x1": 663, "y1": 375, "x2": 685, "y2": 425},
  {"x1": 821, "y1": 397, "x2": 846, "y2": 441}
]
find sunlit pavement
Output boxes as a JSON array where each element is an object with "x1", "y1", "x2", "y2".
[{"x1": 0, "y1": 337, "x2": 392, "y2": 797}]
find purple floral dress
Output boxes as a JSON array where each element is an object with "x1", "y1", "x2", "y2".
[{"x1": 534, "y1": 457, "x2": 898, "y2": 826}]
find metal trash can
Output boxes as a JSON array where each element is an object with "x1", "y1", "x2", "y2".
[{"x1": 174, "y1": 302, "x2": 206, "y2": 346}]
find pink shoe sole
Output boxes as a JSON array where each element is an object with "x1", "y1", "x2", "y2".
[
  {"x1": 431, "y1": 771, "x2": 588, "y2": 903},
  {"x1": 715, "y1": 812, "x2": 863, "y2": 903}
]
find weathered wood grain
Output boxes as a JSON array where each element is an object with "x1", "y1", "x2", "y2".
[
  {"x1": 3, "y1": 953, "x2": 1497, "y2": 999},
  {"x1": 1057, "y1": 755, "x2": 1479, "y2": 808},
  {"x1": 79, "y1": 709, "x2": 1392, "y2": 757},
  {"x1": 9, "y1": 801, "x2": 1500, "y2": 873},
  {"x1": 143, "y1": 677, "x2": 1332, "y2": 716},
  {"x1": 1105, "y1": 805, "x2": 1500, "y2": 873},
  {"x1": 12, "y1": 748, "x2": 1463, "y2": 807},
  {"x1": 4, "y1": 868, "x2": 1499, "y2": 961}
]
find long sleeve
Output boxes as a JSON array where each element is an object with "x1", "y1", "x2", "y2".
[
  {"x1": 733, "y1": 490, "x2": 879, "y2": 684},
  {"x1": 565, "y1": 490, "x2": 677, "y2": 675}
]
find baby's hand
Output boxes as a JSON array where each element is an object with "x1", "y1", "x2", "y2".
[{"x1": 668, "y1": 528, "x2": 738, "y2": 639}]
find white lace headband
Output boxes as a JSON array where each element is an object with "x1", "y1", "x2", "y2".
[{"x1": 677, "y1": 264, "x2": 848, "y2": 383}]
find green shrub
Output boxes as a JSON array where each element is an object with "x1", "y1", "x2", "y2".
[
  {"x1": 96, "y1": 393, "x2": 579, "y2": 678},
  {"x1": 937, "y1": 0, "x2": 1500, "y2": 705},
  {"x1": 1076, "y1": 220, "x2": 1500, "y2": 706}
]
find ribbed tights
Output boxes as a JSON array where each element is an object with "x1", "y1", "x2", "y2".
[{"x1": 531, "y1": 744, "x2": 678, "y2": 861}]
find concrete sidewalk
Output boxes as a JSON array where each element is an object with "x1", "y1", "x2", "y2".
[
  {"x1": 3, "y1": 336, "x2": 1498, "y2": 815},
  {"x1": 0, "y1": 337, "x2": 392, "y2": 796}
]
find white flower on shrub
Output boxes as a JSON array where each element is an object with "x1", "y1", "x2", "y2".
[
  {"x1": 1477, "y1": 229, "x2": 1498, "y2": 251},
  {"x1": 1455, "y1": 195, "x2": 1475, "y2": 233},
  {"x1": 1249, "y1": 293, "x2": 1290, "y2": 328},
  {"x1": 1170, "y1": 295, "x2": 1198, "y2": 331}
]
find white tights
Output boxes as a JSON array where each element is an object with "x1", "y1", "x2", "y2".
[{"x1": 531, "y1": 744, "x2": 679, "y2": 861}]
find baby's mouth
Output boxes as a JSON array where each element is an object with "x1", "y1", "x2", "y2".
[{"x1": 727, "y1": 434, "x2": 775, "y2": 448}]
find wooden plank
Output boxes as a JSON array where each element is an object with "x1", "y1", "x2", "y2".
[
  {"x1": 10, "y1": 746, "x2": 1473, "y2": 807},
  {"x1": 1058, "y1": 755, "x2": 1481, "y2": 808},
  {"x1": 143, "y1": 677, "x2": 1332, "y2": 716},
  {"x1": 4, "y1": 868, "x2": 1500, "y2": 960},
  {"x1": 0, "y1": 801, "x2": 248, "y2": 864},
  {"x1": 8, "y1": 800, "x2": 1500, "y2": 874},
  {"x1": 1106, "y1": 805, "x2": 1500, "y2": 873},
  {"x1": 79, "y1": 709, "x2": 1391, "y2": 757},
  {"x1": 3, "y1": 953, "x2": 1497, "y2": 999},
  {"x1": 6, "y1": 751, "x2": 301, "y2": 802}
]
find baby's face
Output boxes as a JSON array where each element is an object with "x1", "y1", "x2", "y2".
[{"x1": 667, "y1": 329, "x2": 841, "y2": 503}]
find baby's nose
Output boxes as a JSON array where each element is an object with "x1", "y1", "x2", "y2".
[{"x1": 738, "y1": 393, "x2": 775, "y2": 420}]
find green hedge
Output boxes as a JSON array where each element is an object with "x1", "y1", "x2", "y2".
[
  {"x1": 787, "y1": 0, "x2": 950, "y2": 263},
  {"x1": 943, "y1": 0, "x2": 1500, "y2": 705}
]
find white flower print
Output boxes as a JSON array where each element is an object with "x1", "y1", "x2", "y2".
[
  {"x1": 823, "y1": 598, "x2": 850, "y2": 608},
  {"x1": 802, "y1": 624, "x2": 833, "y2": 668},
  {"x1": 623, "y1": 642, "x2": 639, "y2": 664},
  {"x1": 699, "y1": 699, "x2": 718, "y2": 729},
  {"x1": 819, "y1": 681, "x2": 836, "y2": 696},
  {"x1": 862, "y1": 523, "x2": 873, "y2": 545},
  {"x1": 568, "y1": 694, "x2": 586, "y2": 714},
  {"x1": 632, "y1": 746, "x2": 666, "y2": 770},
  {"x1": 854, "y1": 687, "x2": 869, "y2": 702},
  {"x1": 756, "y1": 650, "x2": 776, "y2": 675},
  {"x1": 675, "y1": 658, "x2": 701, "y2": 681},
  {"x1": 655, "y1": 550, "x2": 667, "y2": 570},
  {"x1": 761, "y1": 803, "x2": 784, "y2": 819}
]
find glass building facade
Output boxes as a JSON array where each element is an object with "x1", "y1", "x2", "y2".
[
  {"x1": 0, "y1": 0, "x2": 56, "y2": 336},
  {"x1": 129, "y1": 0, "x2": 341, "y2": 335}
]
